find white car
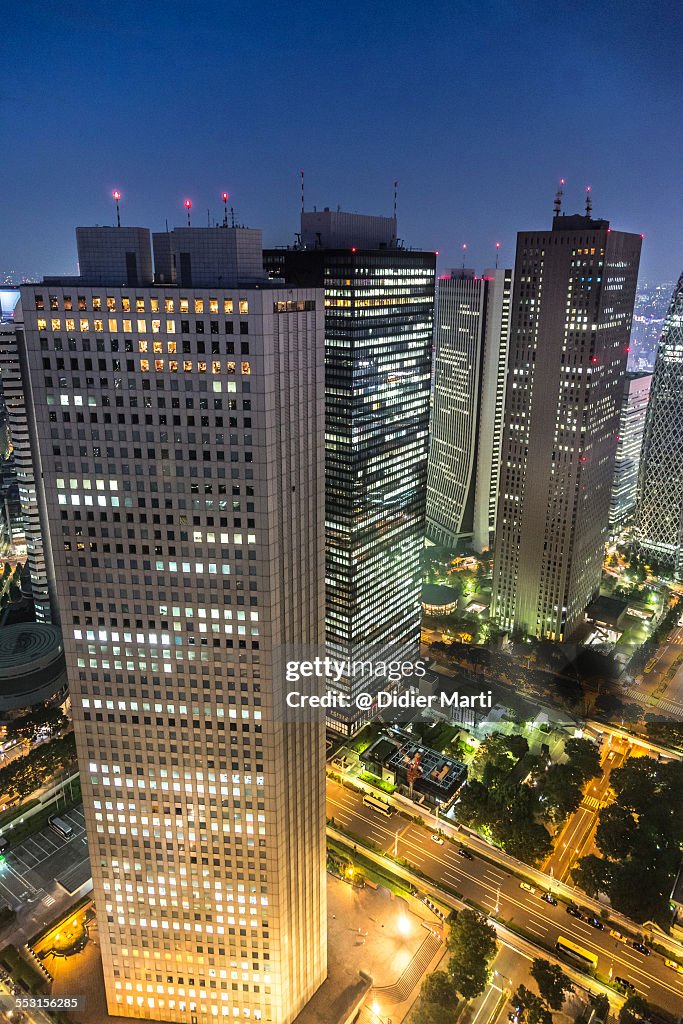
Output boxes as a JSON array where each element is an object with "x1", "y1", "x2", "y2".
[
  {"x1": 520, "y1": 882, "x2": 536, "y2": 894},
  {"x1": 430, "y1": 834, "x2": 445, "y2": 845}
]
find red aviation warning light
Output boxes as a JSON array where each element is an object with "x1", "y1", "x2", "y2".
[
  {"x1": 222, "y1": 192, "x2": 229, "y2": 227},
  {"x1": 112, "y1": 190, "x2": 121, "y2": 227},
  {"x1": 184, "y1": 198, "x2": 192, "y2": 226}
]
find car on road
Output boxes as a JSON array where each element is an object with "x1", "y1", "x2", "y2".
[
  {"x1": 664, "y1": 959, "x2": 683, "y2": 975},
  {"x1": 632, "y1": 942, "x2": 651, "y2": 956},
  {"x1": 566, "y1": 905, "x2": 583, "y2": 919},
  {"x1": 587, "y1": 916, "x2": 604, "y2": 930},
  {"x1": 614, "y1": 977, "x2": 636, "y2": 994},
  {"x1": 430, "y1": 834, "x2": 444, "y2": 846},
  {"x1": 457, "y1": 847, "x2": 474, "y2": 860},
  {"x1": 540, "y1": 892, "x2": 558, "y2": 906},
  {"x1": 520, "y1": 882, "x2": 536, "y2": 894},
  {"x1": 610, "y1": 929, "x2": 628, "y2": 943}
]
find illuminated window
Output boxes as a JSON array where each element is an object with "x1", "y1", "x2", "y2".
[
  {"x1": 108, "y1": 318, "x2": 118, "y2": 332},
  {"x1": 49, "y1": 296, "x2": 59, "y2": 310},
  {"x1": 150, "y1": 298, "x2": 159, "y2": 312},
  {"x1": 138, "y1": 341, "x2": 148, "y2": 352},
  {"x1": 107, "y1": 297, "x2": 116, "y2": 311},
  {"x1": 194, "y1": 299, "x2": 204, "y2": 313},
  {"x1": 37, "y1": 318, "x2": 47, "y2": 330},
  {"x1": 93, "y1": 297, "x2": 102, "y2": 311},
  {"x1": 165, "y1": 299, "x2": 175, "y2": 313},
  {"x1": 66, "y1": 318, "x2": 75, "y2": 331},
  {"x1": 152, "y1": 320, "x2": 161, "y2": 334},
  {"x1": 212, "y1": 361, "x2": 221, "y2": 374},
  {"x1": 227, "y1": 361, "x2": 236, "y2": 374},
  {"x1": 167, "y1": 342, "x2": 177, "y2": 354},
  {"x1": 80, "y1": 319, "x2": 89, "y2": 332},
  {"x1": 241, "y1": 361, "x2": 250, "y2": 375},
  {"x1": 137, "y1": 319, "x2": 147, "y2": 333},
  {"x1": 94, "y1": 319, "x2": 104, "y2": 332},
  {"x1": 209, "y1": 299, "x2": 219, "y2": 313},
  {"x1": 153, "y1": 342, "x2": 163, "y2": 354},
  {"x1": 140, "y1": 360, "x2": 150, "y2": 371},
  {"x1": 122, "y1": 298, "x2": 131, "y2": 312},
  {"x1": 223, "y1": 299, "x2": 233, "y2": 314},
  {"x1": 166, "y1": 320, "x2": 176, "y2": 334},
  {"x1": 123, "y1": 319, "x2": 132, "y2": 333},
  {"x1": 51, "y1": 318, "x2": 61, "y2": 331},
  {"x1": 169, "y1": 360, "x2": 178, "y2": 372},
  {"x1": 63, "y1": 296, "x2": 73, "y2": 311},
  {"x1": 136, "y1": 298, "x2": 145, "y2": 312},
  {"x1": 198, "y1": 361, "x2": 207, "y2": 373},
  {"x1": 155, "y1": 359, "x2": 164, "y2": 371},
  {"x1": 180, "y1": 299, "x2": 189, "y2": 313},
  {"x1": 78, "y1": 296, "x2": 87, "y2": 311},
  {"x1": 239, "y1": 300, "x2": 249, "y2": 314},
  {"x1": 35, "y1": 296, "x2": 45, "y2": 311}
]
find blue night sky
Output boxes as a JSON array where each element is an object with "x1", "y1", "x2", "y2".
[{"x1": 4, "y1": 0, "x2": 681, "y2": 283}]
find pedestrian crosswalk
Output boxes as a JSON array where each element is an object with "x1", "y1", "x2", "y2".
[
  {"x1": 582, "y1": 796, "x2": 602, "y2": 811},
  {"x1": 41, "y1": 894, "x2": 55, "y2": 907},
  {"x1": 621, "y1": 686, "x2": 683, "y2": 718}
]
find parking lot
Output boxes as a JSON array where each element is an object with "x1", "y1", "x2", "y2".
[{"x1": 0, "y1": 806, "x2": 90, "y2": 910}]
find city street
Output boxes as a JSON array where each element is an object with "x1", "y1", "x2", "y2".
[
  {"x1": 543, "y1": 734, "x2": 632, "y2": 882},
  {"x1": 623, "y1": 621, "x2": 683, "y2": 720},
  {"x1": 327, "y1": 779, "x2": 683, "y2": 1015}
]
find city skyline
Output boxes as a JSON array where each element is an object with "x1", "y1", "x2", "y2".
[{"x1": 2, "y1": 1, "x2": 682, "y2": 283}]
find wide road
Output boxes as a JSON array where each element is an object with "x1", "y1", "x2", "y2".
[
  {"x1": 623, "y1": 621, "x2": 683, "y2": 720},
  {"x1": 327, "y1": 779, "x2": 683, "y2": 1016},
  {"x1": 543, "y1": 734, "x2": 631, "y2": 883}
]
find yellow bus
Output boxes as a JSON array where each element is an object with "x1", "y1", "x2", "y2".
[
  {"x1": 362, "y1": 793, "x2": 393, "y2": 817},
  {"x1": 555, "y1": 936, "x2": 598, "y2": 970}
]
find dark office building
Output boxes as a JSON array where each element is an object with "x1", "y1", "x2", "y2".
[{"x1": 268, "y1": 212, "x2": 436, "y2": 733}]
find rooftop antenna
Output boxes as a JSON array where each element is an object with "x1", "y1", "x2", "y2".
[
  {"x1": 300, "y1": 169, "x2": 305, "y2": 214},
  {"x1": 553, "y1": 178, "x2": 565, "y2": 218},
  {"x1": 112, "y1": 190, "x2": 121, "y2": 228},
  {"x1": 585, "y1": 185, "x2": 592, "y2": 218},
  {"x1": 462, "y1": 243, "x2": 467, "y2": 270},
  {"x1": 495, "y1": 241, "x2": 501, "y2": 269},
  {"x1": 231, "y1": 205, "x2": 236, "y2": 228},
  {"x1": 207, "y1": 208, "x2": 211, "y2": 227},
  {"x1": 393, "y1": 179, "x2": 398, "y2": 220},
  {"x1": 222, "y1": 192, "x2": 229, "y2": 228},
  {"x1": 184, "y1": 198, "x2": 192, "y2": 227}
]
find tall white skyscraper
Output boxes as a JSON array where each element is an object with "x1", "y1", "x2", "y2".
[
  {"x1": 426, "y1": 268, "x2": 512, "y2": 552},
  {"x1": 609, "y1": 370, "x2": 651, "y2": 530},
  {"x1": 493, "y1": 211, "x2": 641, "y2": 641},
  {"x1": 21, "y1": 224, "x2": 327, "y2": 1023}
]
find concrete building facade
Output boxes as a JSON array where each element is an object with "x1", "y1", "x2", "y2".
[
  {"x1": 609, "y1": 370, "x2": 651, "y2": 530},
  {"x1": 426, "y1": 267, "x2": 512, "y2": 552},
  {"x1": 492, "y1": 212, "x2": 641, "y2": 640},
  {"x1": 20, "y1": 224, "x2": 327, "y2": 1023}
]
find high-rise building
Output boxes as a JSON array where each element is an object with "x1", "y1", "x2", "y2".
[
  {"x1": 20, "y1": 223, "x2": 327, "y2": 1023},
  {"x1": 635, "y1": 273, "x2": 683, "y2": 574},
  {"x1": 0, "y1": 295, "x2": 52, "y2": 619},
  {"x1": 426, "y1": 267, "x2": 512, "y2": 552},
  {"x1": 609, "y1": 370, "x2": 652, "y2": 530},
  {"x1": 269, "y1": 212, "x2": 436, "y2": 733},
  {"x1": 492, "y1": 210, "x2": 641, "y2": 640}
]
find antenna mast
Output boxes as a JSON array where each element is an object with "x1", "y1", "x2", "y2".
[
  {"x1": 184, "y1": 199, "x2": 192, "y2": 227},
  {"x1": 553, "y1": 178, "x2": 565, "y2": 218},
  {"x1": 222, "y1": 192, "x2": 229, "y2": 228},
  {"x1": 585, "y1": 185, "x2": 592, "y2": 218},
  {"x1": 300, "y1": 169, "x2": 305, "y2": 214},
  {"x1": 112, "y1": 190, "x2": 121, "y2": 228}
]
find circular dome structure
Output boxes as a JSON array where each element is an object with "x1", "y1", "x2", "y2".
[{"x1": 0, "y1": 623, "x2": 67, "y2": 713}]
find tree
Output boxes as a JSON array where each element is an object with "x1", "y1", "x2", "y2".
[
  {"x1": 513, "y1": 985, "x2": 553, "y2": 1024},
  {"x1": 530, "y1": 960, "x2": 573, "y2": 1010},
  {"x1": 618, "y1": 994, "x2": 650, "y2": 1024},
  {"x1": 589, "y1": 993, "x2": 610, "y2": 1023},
  {"x1": 537, "y1": 764, "x2": 582, "y2": 823},
  {"x1": 412, "y1": 970, "x2": 459, "y2": 1024},
  {"x1": 447, "y1": 910, "x2": 497, "y2": 1000},
  {"x1": 563, "y1": 738, "x2": 601, "y2": 783},
  {"x1": 572, "y1": 854, "x2": 612, "y2": 898},
  {"x1": 594, "y1": 805, "x2": 638, "y2": 860}
]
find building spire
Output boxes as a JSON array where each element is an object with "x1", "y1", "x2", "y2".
[
  {"x1": 553, "y1": 178, "x2": 565, "y2": 218},
  {"x1": 585, "y1": 185, "x2": 592, "y2": 218}
]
